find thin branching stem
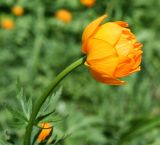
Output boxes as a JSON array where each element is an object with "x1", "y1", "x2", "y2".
[{"x1": 23, "y1": 56, "x2": 86, "y2": 145}]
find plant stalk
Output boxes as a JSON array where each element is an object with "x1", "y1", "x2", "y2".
[{"x1": 23, "y1": 56, "x2": 86, "y2": 145}]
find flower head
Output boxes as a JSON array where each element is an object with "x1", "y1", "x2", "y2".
[
  {"x1": 37, "y1": 122, "x2": 53, "y2": 143},
  {"x1": 12, "y1": 6, "x2": 24, "y2": 16},
  {"x1": 80, "y1": 0, "x2": 96, "y2": 7},
  {"x1": 55, "y1": 9, "x2": 72, "y2": 23},
  {"x1": 1, "y1": 19, "x2": 14, "y2": 29},
  {"x1": 82, "y1": 15, "x2": 143, "y2": 85}
]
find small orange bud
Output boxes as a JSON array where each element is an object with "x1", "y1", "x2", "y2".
[
  {"x1": 82, "y1": 15, "x2": 143, "y2": 85},
  {"x1": 37, "y1": 123, "x2": 53, "y2": 143},
  {"x1": 12, "y1": 6, "x2": 24, "y2": 16},
  {"x1": 1, "y1": 19, "x2": 14, "y2": 29},
  {"x1": 80, "y1": 0, "x2": 96, "y2": 7},
  {"x1": 55, "y1": 9, "x2": 72, "y2": 23}
]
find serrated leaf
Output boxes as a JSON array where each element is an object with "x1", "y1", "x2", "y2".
[
  {"x1": 16, "y1": 81, "x2": 32, "y2": 120},
  {"x1": 40, "y1": 114, "x2": 69, "y2": 126},
  {"x1": 26, "y1": 96, "x2": 33, "y2": 119},
  {"x1": 36, "y1": 109, "x2": 56, "y2": 124},
  {"x1": 6, "y1": 103, "x2": 28, "y2": 123},
  {"x1": 16, "y1": 88, "x2": 28, "y2": 117},
  {"x1": 38, "y1": 87, "x2": 62, "y2": 119}
]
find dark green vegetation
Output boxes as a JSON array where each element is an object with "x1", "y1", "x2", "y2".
[{"x1": 0, "y1": 0, "x2": 160, "y2": 145}]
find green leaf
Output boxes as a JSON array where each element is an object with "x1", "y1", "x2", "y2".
[
  {"x1": 36, "y1": 109, "x2": 56, "y2": 123},
  {"x1": 38, "y1": 87, "x2": 62, "y2": 119},
  {"x1": 6, "y1": 103, "x2": 28, "y2": 124},
  {"x1": 16, "y1": 80, "x2": 32, "y2": 120}
]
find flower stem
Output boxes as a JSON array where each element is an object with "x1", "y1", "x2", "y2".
[{"x1": 23, "y1": 56, "x2": 86, "y2": 145}]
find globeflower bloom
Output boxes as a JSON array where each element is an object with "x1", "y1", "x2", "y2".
[
  {"x1": 12, "y1": 6, "x2": 24, "y2": 16},
  {"x1": 55, "y1": 9, "x2": 72, "y2": 23},
  {"x1": 1, "y1": 19, "x2": 14, "y2": 29},
  {"x1": 37, "y1": 123, "x2": 53, "y2": 143},
  {"x1": 82, "y1": 15, "x2": 143, "y2": 85},
  {"x1": 80, "y1": 0, "x2": 96, "y2": 7}
]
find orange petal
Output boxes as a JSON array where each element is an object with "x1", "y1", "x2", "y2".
[
  {"x1": 115, "y1": 39, "x2": 133, "y2": 56},
  {"x1": 132, "y1": 55, "x2": 142, "y2": 69},
  {"x1": 122, "y1": 29, "x2": 136, "y2": 40},
  {"x1": 115, "y1": 21, "x2": 129, "y2": 27},
  {"x1": 86, "y1": 38, "x2": 116, "y2": 61},
  {"x1": 86, "y1": 56, "x2": 119, "y2": 77},
  {"x1": 128, "y1": 49, "x2": 142, "y2": 58},
  {"x1": 82, "y1": 15, "x2": 107, "y2": 53},
  {"x1": 134, "y1": 42, "x2": 143, "y2": 48},
  {"x1": 115, "y1": 29, "x2": 138, "y2": 57},
  {"x1": 130, "y1": 66, "x2": 141, "y2": 74},
  {"x1": 93, "y1": 22, "x2": 122, "y2": 46},
  {"x1": 102, "y1": 78, "x2": 126, "y2": 85},
  {"x1": 114, "y1": 57, "x2": 135, "y2": 77},
  {"x1": 91, "y1": 70, "x2": 125, "y2": 85}
]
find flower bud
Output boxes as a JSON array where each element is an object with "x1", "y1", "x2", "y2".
[
  {"x1": 12, "y1": 6, "x2": 24, "y2": 16},
  {"x1": 80, "y1": 0, "x2": 96, "y2": 7},
  {"x1": 55, "y1": 9, "x2": 72, "y2": 23},
  {"x1": 37, "y1": 123, "x2": 53, "y2": 143},
  {"x1": 1, "y1": 19, "x2": 14, "y2": 29}
]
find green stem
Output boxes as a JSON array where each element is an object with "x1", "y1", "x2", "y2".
[{"x1": 23, "y1": 56, "x2": 86, "y2": 145}]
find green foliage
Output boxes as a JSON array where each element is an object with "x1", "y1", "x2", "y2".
[{"x1": 0, "y1": 0, "x2": 160, "y2": 145}]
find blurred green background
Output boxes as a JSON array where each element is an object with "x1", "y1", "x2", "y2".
[{"x1": 0, "y1": 0, "x2": 160, "y2": 145}]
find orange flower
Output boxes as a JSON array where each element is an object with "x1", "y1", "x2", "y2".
[
  {"x1": 12, "y1": 6, "x2": 24, "y2": 16},
  {"x1": 37, "y1": 123, "x2": 53, "y2": 143},
  {"x1": 1, "y1": 19, "x2": 14, "y2": 29},
  {"x1": 80, "y1": 0, "x2": 96, "y2": 7},
  {"x1": 82, "y1": 15, "x2": 143, "y2": 85},
  {"x1": 55, "y1": 9, "x2": 72, "y2": 23}
]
